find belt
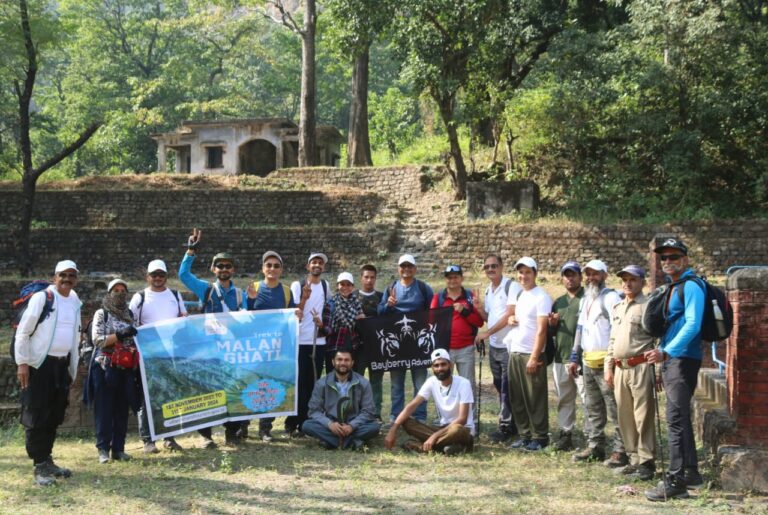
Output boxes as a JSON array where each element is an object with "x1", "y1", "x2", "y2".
[
  {"x1": 615, "y1": 354, "x2": 648, "y2": 369},
  {"x1": 46, "y1": 355, "x2": 69, "y2": 362}
]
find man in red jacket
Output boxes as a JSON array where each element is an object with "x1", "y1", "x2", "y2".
[{"x1": 430, "y1": 265, "x2": 484, "y2": 431}]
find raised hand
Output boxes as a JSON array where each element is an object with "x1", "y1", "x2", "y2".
[
  {"x1": 186, "y1": 227, "x2": 201, "y2": 250},
  {"x1": 247, "y1": 281, "x2": 258, "y2": 299},
  {"x1": 471, "y1": 288, "x2": 482, "y2": 307},
  {"x1": 387, "y1": 286, "x2": 397, "y2": 307},
  {"x1": 301, "y1": 282, "x2": 312, "y2": 302}
]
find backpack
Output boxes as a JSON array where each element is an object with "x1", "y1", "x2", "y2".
[
  {"x1": 9, "y1": 281, "x2": 55, "y2": 365},
  {"x1": 300, "y1": 277, "x2": 329, "y2": 303},
  {"x1": 485, "y1": 277, "x2": 514, "y2": 299},
  {"x1": 437, "y1": 288, "x2": 478, "y2": 337},
  {"x1": 250, "y1": 281, "x2": 292, "y2": 308},
  {"x1": 201, "y1": 283, "x2": 243, "y2": 313},
  {"x1": 515, "y1": 289, "x2": 556, "y2": 366},
  {"x1": 80, "y1": 312, "x2": 104, "y2": 367},
  {"x1": 388, "y1": 279, "x2": 430, "y2": 310},
  {"x1": 136, "y1": 288, "x2": 184, "y2": 325}
]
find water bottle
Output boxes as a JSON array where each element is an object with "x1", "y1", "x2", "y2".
[{"x1": 712, "y1": 299, "x2": 726, "y2": 339}]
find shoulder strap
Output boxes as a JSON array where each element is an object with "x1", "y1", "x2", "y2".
[
  {"x1": 32, "y1": 290, "x2": 55, "y2": 336},
  {"x1": 138, "y1": 290, "x2": 146, "y2": 325},
  {"x1": 322, "y1": 279, "x2": 329, "y2": 301},
  {"x1": 170, "y1": 289, "x2": 183, "y2": 316},
  {"x1": 504, "y1": 278, "x2": 511, "y2": 296},
  {"x1": 438, "y1": 289, "x2": 446, "y2": 307},
  {"x1": 516, "y1": 289, "x2": 523, "y2": 301},
  {"x1": 235, "y1": 287, "x2": 242, "y2": 311},
  {"x1": 465, "y1": 287, "x2": 473, "y2": 304},
  {"x1": 417, "y1": 280, "x2": 429, "y2": 308},
  {"x1": 282, "y1": 284, "x2": 291, "y2": 308}
]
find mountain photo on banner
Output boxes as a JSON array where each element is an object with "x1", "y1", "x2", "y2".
[{"x1": 356, "y1": 307, "x2": 453, "y2": 372}]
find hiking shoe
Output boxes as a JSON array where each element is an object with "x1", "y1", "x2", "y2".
[
  {"x1": 645, "y1": 475, "x2": 689, "y2": 502},
  {"x1": 201, "y1": 437, "x2": 217, "y2": 450},
  {"x1": 443, "y1": 444, "x2": 468, "y2": 456},
  {"x1": 143, "y1": 441, "x2": 160, "y2": 454},
  {"x1": 616, "y1": 463, "x2": 639, "y2": 475},
  {"x1": 508, "y1": 438, "x2": 531, "y2": 450},
  {"x1": 289, "y1": 429, "x2": 306, "y2": 439},
  {"x1": 46, "y1": 457, "x2": 72, "y2": 478},
  {"x1": 33, "y1": 462, "x2": 56, "y2": 487},
  {"x1": 604, "y1": 451, "x2": 630, "y2": 468},
  {"x1": 683, "y1": 468, "x2": 704, "y2": 488},
  {"x1": 553, "y1": 431, "x2": 574, "y2": 452},
  {"x1": 98, "y1": 449, "x2": 110, "y2": 464},
  {"x1": 236, "y1": 424, "x2": 249, "y2": 440},
  {"x1": 163, "y1": 438, "x2": 183, "y2": 451},
  {"x1": 488, "y1": 429, "x2": 514, "y2": 444},
  {"x1": 524, "y1": 440, "x2": 547, "y2": 452},
  {"x1": 631, "y1": 461, "x2": 656, "y2": 481},
  {"x1": 572, "y1": 447, "x2": 605, "y2": 463},
  {"x1": 259, "y1": 429, "x2": 273, "y2": 443},
  {"x1": 112, "y1": 451, "x2": 131, "y2": 462},
  {"x1": 350, "y1": 439, "x2": 366, "y2": 451}
]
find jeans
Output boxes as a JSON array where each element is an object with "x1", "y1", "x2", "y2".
[
  {"x1": 301, "y1": 418, "x2": 381, "y2": 449},
  {"x1": 489, "y1": 345, "x2": 514, "y2": 431},
  {"x1": 452, "y1": 345, "x2": 477, "y2": 427},
  {"x1": 390, "y1": 367, "x2": 428, "y2": 422},
  {"x1": 663, "y1": 357, "x2": 700, "y2": 478},
  {"x1": 91, "y1": 366, "x2": 131, "y2": 453}
]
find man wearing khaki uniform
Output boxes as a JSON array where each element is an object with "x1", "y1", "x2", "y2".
[{"x1": 605, "y1": 265, "x2": 657, "y2": 481}]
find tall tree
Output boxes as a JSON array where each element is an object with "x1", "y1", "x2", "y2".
[{"x1": 7, "y1": 0, "x2": 101, "y2": 274}]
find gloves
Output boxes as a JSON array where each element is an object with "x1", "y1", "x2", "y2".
[
  {"x1": 185, "y1": 235, "x2": 199, "y2": 249},
  {"x1": 116, "y1": 326, "x2": 138, "y2": 341}
]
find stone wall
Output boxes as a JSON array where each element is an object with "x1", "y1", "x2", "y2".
[{"x1": 0, "y1": 190, "x2": 383, "y2": 228}]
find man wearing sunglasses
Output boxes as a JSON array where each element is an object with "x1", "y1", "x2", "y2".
[
  {"x1": 179, "y1": 228, "x2": 245, "y2": 447},
  {"x1": 130, "y1": 259, "x2": 187, "y2": 453},
  {"x1": 644, "y1": 238, "x2": 705, "y2": 501},
  {"x1": 15, "y1": 260, "x2": 81, "y2": 486}
]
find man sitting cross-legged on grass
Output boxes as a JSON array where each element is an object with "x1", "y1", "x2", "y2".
[
  {"x1": 302, "y1": 349, "x2": 381, "y2": 450},
  {"x1": 383, "y1": 349, "x2": 474, "y2": 456}
]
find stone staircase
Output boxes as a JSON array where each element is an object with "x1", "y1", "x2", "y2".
[{"x1": 693, "y1": 368, "x2": 736, "y2": 456}]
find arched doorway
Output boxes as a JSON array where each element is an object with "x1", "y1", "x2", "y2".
[{"x1": 239, "y1": 139, "x2": 277, "y2": 176}]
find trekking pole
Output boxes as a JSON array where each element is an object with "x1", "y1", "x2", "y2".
[
  {"x1": 651, "y1": 363, "x2": 667, "y2": 501},
  {"x1": 310, "y1": 312, "x2": 319, "y2": 384},
  {"x1": 477, "y1": 339, "x2": 485, "y2": 439}
]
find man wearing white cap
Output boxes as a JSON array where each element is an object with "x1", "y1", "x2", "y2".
[
  {"x1": 383, "y1": 349, "x2": 474, "y2": 455},
  {"x1": 568, "y1": 259, "x2": 626, "y2": 466},
  {"x1": 129, "y1": 259, "x2": 187, "y2": 453},
  {"x1": 284, "y1": 251, "x2": 331, "y2": 437},
  {"x1": 503, "y1": 257, "x2": 553, "y2": 452},
  {"x1": 377, "y1": 253, "x2": 434, "y2": 423},
  {"x1": 15, "y1": 260, "x2": 81, "y2": 486}
]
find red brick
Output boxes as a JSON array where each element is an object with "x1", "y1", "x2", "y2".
[
  {"x1": 736, "y1": 415, "x2": 768, "y2": 427},
  {"x1": 742, "y1": 382, "x2": 768, "y2": 393}
]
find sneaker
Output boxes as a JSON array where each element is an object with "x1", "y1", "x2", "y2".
[
  {"x1": 289, "y1": 429, "x2": 306, "y2": 439},
  {"x1": 604, "y1": 451, "x2": 630, "y2": 468},
  {"x1": 112, "y1": 451, "x2": 131, "y2": 462},
  {"x1": 33, "y1": 462, "x2": 56, "y2": 487},
  {"x1": 143, "y1": 441, "x2": 160, "y2": 454},
  {"x1": 259, "y1": 429, "x2": 273, "y2": 443},
  {"x1": 617, "y1": 464, "x2": 639, "y2": 475},
  {"x1": 98, "y1": 449, "x2": 110, "y2": 464},
  {"x1": 524, "y1": 440, "x2": 547, "y2": 452},
  {"x1": 201, "y1": 437, "x2": 217, "y2": 450},
  {"x1": 553, "y1": 431, "x2": 574, "y2": 452},
  {"x1": 645, "y1": 475, "x2": 689, "y2": 502},
  {"x1": 488, "y1": 429, "x2": 514, "y2": 444},
  {"x1": 442, "y1": 444, "x2": 468, "y2": 456},
  {"x1": 631, "y1": 461, "x2": 656, "y2": 481},
  {"x1": 163, "y1": 438, "x2": 183, "y2": 451},
  {"x1": 236, "y1": 424, "x2": 249, "y2": 440},
  {"x1": 572, "y1": 447, "x2": 605, "y2": 462},
  {"x1": 508, "y1": 438, "x2": 531, "y2": 450},
  {"x1": 350, "y1": 439, "x2": 366, "y2": 451},
  {"x1": 46, "y1": 457, "x2": 72, "y2": 478},
  {"x1": 683, "y1": 468, "x2": 704, "y2": 488}
]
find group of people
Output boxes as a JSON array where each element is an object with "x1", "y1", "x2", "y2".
[{"x1": 13, "y1": 230, "x2": 705, "y2": 502}]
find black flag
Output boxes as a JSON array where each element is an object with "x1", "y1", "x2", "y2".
[{"x1": 356, "y1": 308, "x2": 453, "y2": 372}]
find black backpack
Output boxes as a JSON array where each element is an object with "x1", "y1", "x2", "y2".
[
  {"x1": 80, "y1": 311, "x2": 108, "y2": 367},
  {"x1": 9, "y1": 281, "x2": 55, "y2": 365}
]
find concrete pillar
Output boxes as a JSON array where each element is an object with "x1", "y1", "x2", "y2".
[{"x1": 157, "y1": 141, "x2": 166, "y2": 172}]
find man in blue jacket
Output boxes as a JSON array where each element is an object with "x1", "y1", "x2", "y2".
[
  {"x1": 180, "y1": 228, "x2": 245, "y2": 448},
  {"x1": 644, "y1": 238, "x2": 705, "y2": 501}
]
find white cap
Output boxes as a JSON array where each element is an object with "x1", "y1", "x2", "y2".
[
  {"x1": 584, "y1": 259, "x2": 608, "y2": 273},
  {"x1": 308, "y1": 252, "x2": 328, "y2": 264},
  {"x1": 431, "y1": 348, "x2": 451, "y2": 363},
  {"x1": 398, "y1": 254, "x2": 416, "y2": 266},
  {"x1": 107, "y1": 278, "x2": 128, "y2": 292},
  {"x1": 514, "y1": 257, "x2": 537, "y2": 271},
  {"x1": 147, "y1": 259, "x2": 167, "y2": 273},
  {"x1": 54, "y1": 260, "x2": 78, "y2": 274},
  {"x1": 337, "y1": 272, "x2": 355, "y2": 285}
]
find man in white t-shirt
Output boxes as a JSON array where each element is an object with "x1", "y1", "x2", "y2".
[
  {"x1": 503, "y1": 257, "x2": 553, "y2": 452},
  {"x1": 568, "y1": 259, "x2": 627, "y2": 467},
  {"x1": 475, "y1": 254, "x2": 521, "y2": 443},
  {"x1": 383, "y1": 349, "x2": 474, "y2": 455},
  {"x1": 129, "y1": 259, "x2": 187, "y2": 453},
  {"x1": 284, "y1": 252, "x2": 330, "y2": 438}
]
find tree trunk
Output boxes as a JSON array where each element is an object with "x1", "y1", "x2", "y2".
[
  {"x1": 298, "y1": 0, "x2": 317, "y2": 167},
  {"x1": 347, "y1": 47, "x2": 373, "y2": 167},
  {"x1": 436, "y1": 95, "x2": 468, "y2": 200}
]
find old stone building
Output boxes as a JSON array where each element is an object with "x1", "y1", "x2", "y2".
[{"x1": 152, "y1": 118, "x2": 343, "y2": 176}]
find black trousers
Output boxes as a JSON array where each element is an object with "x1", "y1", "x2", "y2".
[
  {"x1": 284, "y1": 345, "x2": 324, "y2": 432},
  {"x1": 662, "y1": 357, "x2": 701, "y2": 478},
  {"x1": 20, "y1": 356, "x2": 70, "y2": 464}
]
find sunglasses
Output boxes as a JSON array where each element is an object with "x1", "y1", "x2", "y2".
[
  {"x1": 444, "y1": 265, "x2": 462, "y2": 274},
  {"x1": 149, "y1": 272, "x2": 167, "y2": 278},
  {"x1": 57, "y1": 272, "x2": 77, "y2": 279},
  {"x1": 215, "y1": 263, "x2": 233, "y2": 270},
  {"x1": 660, "y1": 254, "x2": 685, "y2": 262},
  {"x1": 483, "y1": 263, "x2": 499, "y2": 270},
  {"x1": 264, "y1": 262, "x2": 282, "y2": 269}
]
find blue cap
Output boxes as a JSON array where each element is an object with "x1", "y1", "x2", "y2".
[
  {"x1": 444, "y1": 264, "x2": 463, "y2": 276},
  {"x1": 560, "y1": 261, "x2": 581, "y2": 275},
  {"x1": 617, "y1": 265, "x2": 646, "y2": 279}
]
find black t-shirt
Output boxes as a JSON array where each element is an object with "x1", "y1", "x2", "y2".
[{"x1": 358, "y1": 290, "x2": 383, "y2": 318}]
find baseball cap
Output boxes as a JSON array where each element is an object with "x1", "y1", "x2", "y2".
[
  {"x1": 107, "y1": 278, "x2": 128, "y2": 292},
  {"x1": 617, "y1": 265, "x2": 646, "y2": 279},
  {"x1": 431, "y1": 348, "x2": 451, "y2": 363},
  {"x1": 147, "y1": 259, "x2": 167, "y2": 273},
  {"x1": 444, "y1": 264, "x2": 463, "y2": 276},
  {"x1": 308, "y1": 252, "x2": 328, "y2": 264},
  {"x1": 337, "y1": 272, "x2": 354, "y2": 285},
  {"x1": 211, "y1": 252, "x2": 235, "y2": 267},
  {"x1": 54, "y1": 260, "x2": 78, "y2": 274},
  {"x1": 398, "y1": 254, "x2": 416, "y2": 266},
  {"x1": 514, "y1": 257, "x2": 537, "y2": 271},
  {"x1": 560, "y1": 261, "x2": 581, "y2": 275},
  {"x1": 584, "y1": 259, "x2": 608, "y2": 273},
  {"x1": 654, "y1": 237, "x2": 689, "y2": 256},
  {"x1": 262, "y1": 251, "x2": 283, "y2": 265}
]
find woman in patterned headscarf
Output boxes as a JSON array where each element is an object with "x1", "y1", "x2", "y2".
[{"x1": 321, "y1": 272, "x2": 364, "y2": 373}]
